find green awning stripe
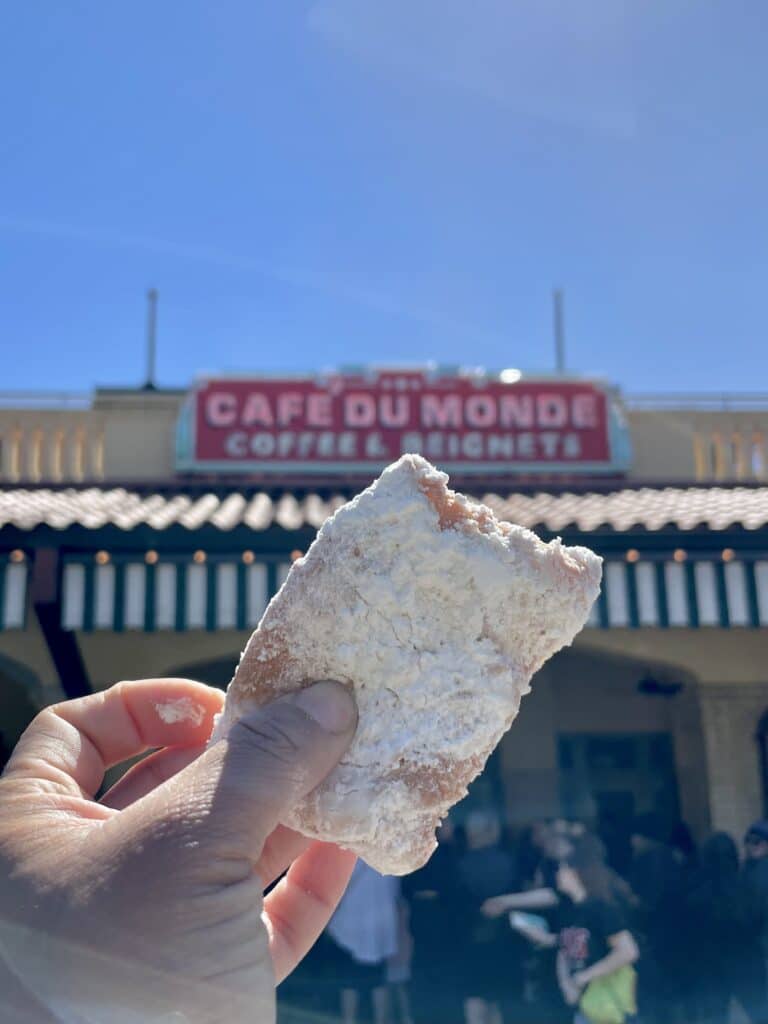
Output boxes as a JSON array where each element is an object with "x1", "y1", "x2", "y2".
[
  {"x1": 684, "y1": 562, "x2": 700, "y2": 629},
  {"x1": 266, "y1": 562, "x2": 279, "y2": 601},
  {"x1": 112, "y1": 562, "x2": 125, "y2": 633},
  {"x1": 715, "y1": 562, "x2": 730, "y2": 629},
  {"x1": 82, "y1": 563, "x2": 95, "y2": 633},
  {"x1": 144, "y1": 563, "x2": 156, "y2": 632},
  {"x1": 205, "y1": 563, "x2": 217, "y2": 632},
  {"x1": 174, "y1": 563, "x2": 185, "y2": 632},
  {"x1": 655, "y1": 562, "x2": 670, "y2": 628},
  {"x1": 236, "y1": 563, "x2": 247, "y2": 631},
  {"x1": 626, "y1": 562, "x2": 640, "y2": 629}
]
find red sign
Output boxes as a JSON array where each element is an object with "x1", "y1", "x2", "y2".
[{"x1": 179, "y1": 370, "x2": 620, "y2": 474}]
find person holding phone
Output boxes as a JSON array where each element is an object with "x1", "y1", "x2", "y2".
[{"x1": 505, "y1": 835, "x2": 639, "y2": 1024}]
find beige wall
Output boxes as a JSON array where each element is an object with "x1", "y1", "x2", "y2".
[
  {"x1": 76, "y1": 630, "x2": 244, "y2": 688},
  {"x1": 628, "y1": 408, "x2": 768, "y2": 482},
  {"x1": 578, "y1": 628, "x2": 768, "y2": 686},
  {"x1": 698, "y1": 683, "x2": 767, "y2": 840},
  {"x1": 94, "y1": 390, "x2": 183, "y2": 480},
  {"x1": 2, "y1": 389, "x2": 767, "y2": 484},
  {"x1": 0, "y1": 390, "x2": 183, "y2": 483}
]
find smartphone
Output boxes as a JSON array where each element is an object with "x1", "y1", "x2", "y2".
[{"x1": 509, "y1": 912, "x2": 550, "y2": 933}]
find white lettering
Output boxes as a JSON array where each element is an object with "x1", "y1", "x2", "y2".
[
  {"x1": 518, "y1": 433, "x2": 535, "y2": 458},
  {"x1": 572, "y1": 394, "x2": 598, "y2": 428},
  {"x1": 365, "y1": 432, "x2": 388, "y2": 457},
  {"x1": 499, "y1": 395, "x2": 534, "y2": 428},
  {"x1": 401, "y1": 432, "x2": 422, "y2": 453},
  {"x1": 447, "y1": 434, "x2": 461, "y2": 458},
  {"x1": 277, "y1": 392, "x2": 304, "y2": 427},
  {"x1": 242, "y1": 394, "x2": 274, "y2": 427},
  {"x1": 379, "y1": 394, "x2": 410, "y2": 428},
  {"x1": 276, "y1": 432, "x2": 296, "y2": 455},
  {"x1": 421, "y1": 394, "x2": 462, "y2": 428},
  {"x1": 317, "y1": 432, "x2": 335, "y2": 456},
  {"x1": 296, "y1": 433, "x2": 315, "y2": 456},
  {"x1": 206, "y1": 392, "x2": 237, "y2": 427},
  {"x1": 250, "y1": 432, "x2": 275, "y2": 456},
  {"x1": 487, "y1": 434, "x2": 515, "y2": 458},
  {"x1": 462, "y1": 432, "x2": 483, "y2": 458},
  {"x1": 338, "y1": 432, "x2": 357, "y2": 457},
  {"x1": 537, "y1": 394, "x2": 567, "y2": 428},
  {"x1": 224, "y1": 431, "x2": 247, "y2": 456},
  {"x1": 540, "y1": 432, "x2": 560, "y2": 458},
  {"x1": 344, "y1": 393, "x2": 376, "y2": 427},
  {"x1": 425, "y1": 432, "x2": 444, "y2": 457},
  {"x1": 563, "y1": 433, "x2": 582, "y2": 458},
  {"x1": 306, "y1": 393, "x2": 333, "y2": 427},
  {"x1": 465, "y1": 395, "x2": 496, "y2": 428}
]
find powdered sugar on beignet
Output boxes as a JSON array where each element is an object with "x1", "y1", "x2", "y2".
[{"x1": 211, "y1": 454, "x2": 601, "y2": 875}]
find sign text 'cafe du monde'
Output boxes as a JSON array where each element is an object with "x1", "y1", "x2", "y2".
[{"x1": 175, "y1": 367, "x2": 631, "y2": 475}]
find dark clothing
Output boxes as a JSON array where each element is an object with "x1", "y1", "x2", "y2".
[
  {"x1": 536, "y1": 856, "x2": 561, "y2": 891},
  {"x1": 686, "y1": 866, "x2": 765, "y2": 1024},
  {"x1": 742, "y1": 859, "x2": 768, "y2": 1022},
  {"x1": 745, "y1": 857, "x2": 768, "y2": 960},
  {"x1": 404, "y1": 841, "x2": 466, "y2": 1022},
  {"x1": 454, "y1": 845, "x2": 520, "y2": 1003},
  {"x1": 557, "y1": 898, "x2": 627, "y2": 973},
  {"x1": 629, "y1": 845, "x2": 682, "y2": 933},
  {"x1": 456, "y1": 844, "x2": 518, "y2": 901},
  {"x1": 629, "y1": 844, "x2": 682, "y2": 1021}
]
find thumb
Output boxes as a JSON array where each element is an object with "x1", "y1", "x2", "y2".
[{"x1": 134, "y1": 680, "x2": 358, "y2": 858}]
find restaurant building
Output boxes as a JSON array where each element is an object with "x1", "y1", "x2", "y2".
[{"x1": 1, "y1": 367, "x2": 767, "y2": 846}]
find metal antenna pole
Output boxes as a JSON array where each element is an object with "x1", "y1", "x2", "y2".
[
  {"x1": 553, "y1": 288, "x2": 565, "y2": 374},
  {"x1": 145, "y1": 288, "x2": 158, "y2": 389}
]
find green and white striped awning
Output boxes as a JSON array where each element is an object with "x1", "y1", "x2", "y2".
[
  {"x1": 53, "y1": 552, "x2": 768, "y2": 632},
  {"x1": 60, "y1": 556, "x2": 294, "y2": 632},
  {"x1": 586, "y1": 556, "x2": 768, "y2": 629}
]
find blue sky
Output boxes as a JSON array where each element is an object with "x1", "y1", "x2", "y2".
[{"x1": 2, "y1": 1, "x2": 767, "y2": 393}]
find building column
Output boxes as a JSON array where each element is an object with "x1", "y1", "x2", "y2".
[{"x1": 698, "y1": 682, "x2": 767, "y2": 839}]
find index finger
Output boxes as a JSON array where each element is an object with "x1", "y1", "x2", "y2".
[{"x1": 4, "y1": 678, "x2": 224, "y2": 798}]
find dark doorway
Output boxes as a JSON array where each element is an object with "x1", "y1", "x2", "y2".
[{"x1": 558, "y1": 732, "x2": 681, "y2": 872}]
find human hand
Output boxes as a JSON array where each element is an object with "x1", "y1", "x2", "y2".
[
  {"x1": 480, "y1": 896, "x2": 508, "y2": 918},
  {"x1": 571, "y1": 970, "x2": 590, "y2": 991},
  {"x1": 560, "y1": 976, "x2": 582, "y2": 1006},
  {"x1": 0, "y1": 677, "x2": 358, "y2": 1024}
]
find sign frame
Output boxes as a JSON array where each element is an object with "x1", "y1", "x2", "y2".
[{"x1": 175, "y1": 368, "x2": 632, "y2": 476}]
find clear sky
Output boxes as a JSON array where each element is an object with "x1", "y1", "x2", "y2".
[{"x1": 2, "y1": 2, "x2": 767, "y2": 394}]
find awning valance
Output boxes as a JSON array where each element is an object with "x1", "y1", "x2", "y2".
[{"x1": 54, "y1": 553, "x2": 768, "y2": 633}]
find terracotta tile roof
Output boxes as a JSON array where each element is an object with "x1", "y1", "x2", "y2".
[{"x1": 0, "y1": 484, "x2": 766, "y2": 534}]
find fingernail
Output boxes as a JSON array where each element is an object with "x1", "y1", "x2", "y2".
[{"x1": 291, "y1": 680, "x2": 357, "y2": 734}]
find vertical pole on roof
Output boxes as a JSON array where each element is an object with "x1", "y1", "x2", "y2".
[
  {"x1": 553, "y1": 288, "x2": 566, "y2": 374},
  {"x1": 144, "y1": 288, "x2": 158, "y2": 390}
]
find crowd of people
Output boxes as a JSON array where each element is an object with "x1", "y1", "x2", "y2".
[{"x1": 279, "y1": 813, "x2": 768, "y2": 1024}]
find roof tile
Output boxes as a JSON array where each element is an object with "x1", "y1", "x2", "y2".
[{"x1": 0, "y1": 484, "x2": 765, "y2": 535}]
